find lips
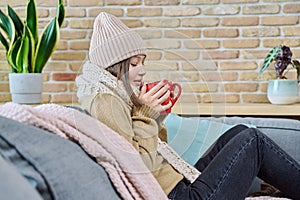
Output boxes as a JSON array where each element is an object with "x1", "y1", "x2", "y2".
[{"x1": 132, "y1": 80, "x2": 142, "y2": 87}]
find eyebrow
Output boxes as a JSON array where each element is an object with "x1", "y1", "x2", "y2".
[{"x1": 131, "y1": 56, "x2": 145, "y2": 62}]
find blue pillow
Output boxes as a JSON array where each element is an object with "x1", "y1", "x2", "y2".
[{"x1": 164, "y1": 113, "x2": 234, "y2": 165}]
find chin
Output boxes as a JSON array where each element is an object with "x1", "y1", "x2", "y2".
[
  {"x1": 131, "y1": 83, "x2": 140, "y2": 88},
  {"x1": 132, "y1": 82, "x2": 141, "y2": 87}
]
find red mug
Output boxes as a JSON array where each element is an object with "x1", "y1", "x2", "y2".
[{"x1": 144, "y1": 80, "x2": 182, "y2": 114}]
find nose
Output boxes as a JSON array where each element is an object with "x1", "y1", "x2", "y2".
[{"x1": 138, "y1": 65, "x2": 146, "y2": 76}]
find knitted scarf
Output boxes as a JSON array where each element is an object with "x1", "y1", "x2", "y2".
[{"x1": 75, "y1": 61, "x2": 139, "y2": 107}]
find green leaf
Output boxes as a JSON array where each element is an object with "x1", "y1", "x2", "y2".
[
  {"x1": 56, "y1": 0, "x2": 65, "y2": 27},
  {"x1": 7, "y1": 5, "x2": 24, "y2": 37},
  {"x1": 24, "y1": 24, "x2": 35, "y2": 72},
  {"x1": 259, "y1": 46, "x2": 281, "y2": 76},
  {"x1": 34, "y1": 18, "x2": 59, "y2": 73},
  {"x1": 4, "y1": 17, "x2": 18, "y2": 72},
  {"x1": 0, "y1": 9, "x2": 13, "y2": 40},
  {"x1": 0, "y1": 31, "x2": 9, "y2": 51},
  {"x1": 16, "y1": 33, "x2": 30, "y2": 73},
  {"x1": 0, "y1": 23, "x2": 7, "y2": 32},
  {"x1": 26, "y1": 0, "x2": 38, "y2": 45},
  {"x1": 0, "y1": 15, "x2": 16, "y2": 51},
  {"x1": 7, "y1": 37, "x2": 22, "y2": 72}
]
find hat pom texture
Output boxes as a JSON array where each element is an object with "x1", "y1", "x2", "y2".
[{"x1": 89, "y1": 12, "x2": 146, "y2": 69}]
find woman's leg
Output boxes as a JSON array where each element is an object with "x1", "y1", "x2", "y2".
[
  {"x1": 195, "y1": 124, "x2": 261, "y2": 196},
  {"x1": 194, "y1": 124, "x2": 249, "y2": 171},
  {"x1": 255, "y1": 131, "x2": 300, "y2": 198},
  {"x1": 169, "y1": 128, "x2": 300, "y2": 200}
]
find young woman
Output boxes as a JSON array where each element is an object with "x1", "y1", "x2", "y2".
[{"x1": 76, "y1": 12, "x2": 300, "y2": 199}]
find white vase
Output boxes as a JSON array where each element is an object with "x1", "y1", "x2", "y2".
[
  {"x1": 267, "y1": 79, "x2": 299, "y2": 105},
  {"x1": 9, "y1": 73, "x2": 43, "y2": 104}
]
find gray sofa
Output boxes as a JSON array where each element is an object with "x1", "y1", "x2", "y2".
[
  {"x1": 0, "y1": 110, "x2": 299, "y2": 199},
  {"x1": 206, "y1": 116, "x2": 300, "y2": 194},
  {"x1": 207, "y1": 116, "x2": 300, "y2": 164}
]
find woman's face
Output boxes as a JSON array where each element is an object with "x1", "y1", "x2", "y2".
[{"x1": 128, "y1": 55, "x2": 146, "y2": 88}]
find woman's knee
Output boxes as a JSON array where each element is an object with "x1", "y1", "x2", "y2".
[
  {"x1": 247, "y1": 127, "x2": 264, "y2": 137},
  {"x1": 214, "y1": 124, "x2": 252, "y2": 147},
  {"x1": 222, "y1": 124, "x2": 250, "y2": 138},
  {"x1": 238, "y1": 127, "x2": 263, "y2": 142},
  {"x1": 231, "y1": 124, "x2": 249, "y2": 132}
]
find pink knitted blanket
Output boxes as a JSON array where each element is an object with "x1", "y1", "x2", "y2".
[{"x1": 0, "y1": 102, "x2": 167, "y2": 200}]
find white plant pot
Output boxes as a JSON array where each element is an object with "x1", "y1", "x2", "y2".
[
  {"x1": 267, "y1": 79, "x2": 299, "y2": 105},
  {"x1": 9, "y1": 73, "x2": 43, "y2": 104}
]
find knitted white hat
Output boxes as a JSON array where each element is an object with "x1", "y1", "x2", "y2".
[{"x1": 89, "y1": 12, "x2": 146, "y2": 69}]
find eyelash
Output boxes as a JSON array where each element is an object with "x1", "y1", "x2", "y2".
[{"x1": 131, "y1": 63, "x2": 144, "y2": 67}]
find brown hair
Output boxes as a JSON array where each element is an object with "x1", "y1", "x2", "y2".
[{"x1": 106, "y1": 58, "x2": 143, "y2": 107}]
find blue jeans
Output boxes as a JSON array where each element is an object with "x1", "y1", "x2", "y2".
[{"x1": 168, "y1": 125, "x2": 300, "y2": 200}]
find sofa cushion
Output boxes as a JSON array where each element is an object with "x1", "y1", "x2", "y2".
[
  {"x1": 0, "y1": 116, "x2": 120, "y2": 200},
  {"x1": 165, "y1": 113, "x2": 300, "y2": 165},
  {"x1": 164, "y1": 113, "x2": 235, "y2": 165}
]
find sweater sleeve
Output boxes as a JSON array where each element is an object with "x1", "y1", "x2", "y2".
[
  {"x1": 156, "y1": 115, "x2": 168, "y2": 143},
  {"x1": 90, "y1": 93, "x2": 161, "y2": 157},
  {"x1": 132, "y1": 105, "x2": 168, "y2": 142},
  {"x1": 90, "y1": 94, "x2": 136, "y2": 146}
]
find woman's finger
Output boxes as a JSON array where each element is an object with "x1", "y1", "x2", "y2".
[
  {"x1": 140, "y1": 84, "x2": 146, "y2": 95},
  {"x1": 161, "y1": 101, "x2": 172, "y2": 112},
  {"x1": 152, "y1": 84, "x2": 170, "y2": 99},
  {"x1": 147, "y1": 80, "x2": 167, "y2": 96},
  {"x1": 157, "y1": 90, "x2": 170, "y2": 104}
]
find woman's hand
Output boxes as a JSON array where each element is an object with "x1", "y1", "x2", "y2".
[{"x1": 139, "y1": 81, "x2": 172, "y2": 113}]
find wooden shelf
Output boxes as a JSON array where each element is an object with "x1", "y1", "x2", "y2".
[
  {"x1": 3, "y1": 101, "x2": 298, "y2": 118},
  {"x1": 172, "y1": 103, "x2": 300, "y2": 117}
]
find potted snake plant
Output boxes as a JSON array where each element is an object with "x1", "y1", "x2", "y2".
[
  {"x1": 259, "y1": 45, "x2": 300, "y2": 104},
  {"x1": 0, "y1": 0, "x2": 65, "y2": 104}
]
